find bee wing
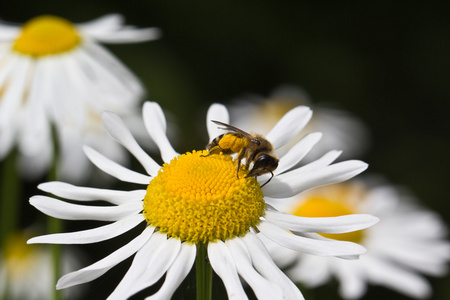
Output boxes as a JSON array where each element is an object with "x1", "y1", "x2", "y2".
[{"x1": 211, "y1": 120, "x2": 255, "y2": 141}]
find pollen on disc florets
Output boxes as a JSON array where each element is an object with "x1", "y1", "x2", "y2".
[
  {"x1": 143, "y1": 150, "x2": 265, "y2": 244},
  {"x1": 13, "y1": 15, "x2": 81, "y2": 57}
]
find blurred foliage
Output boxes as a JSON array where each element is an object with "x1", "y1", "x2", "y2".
[{"x1": 1, "y1": 1, "x2": 449, "y2": 299}]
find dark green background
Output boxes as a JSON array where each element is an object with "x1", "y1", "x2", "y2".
[{"x1": 3, "y1": 1, "x2": 450, "y2": 299}]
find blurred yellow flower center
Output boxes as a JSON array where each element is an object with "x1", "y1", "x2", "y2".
[
  {"x1": 143, "y1": 150, "x2": 265, "y2": 244},
  {"x1": 256, "y1": 98, "x2": 297, "y2": 126},
  {"x1": 13, "y1": 15, "x2": 81, "y2": 57},
  {"x1": 2, "y1": 233, "x2": 40, "y2": 278},
  {"x1": 292, "y1": 196, "x2": 364, "y2": 243}
]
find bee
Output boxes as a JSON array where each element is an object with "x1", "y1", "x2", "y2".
[{"x1": 203, "y1": 120, "x2": 279, "y2": 187}]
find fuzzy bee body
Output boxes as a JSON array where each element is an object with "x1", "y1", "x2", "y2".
[{"x1": 204, "y1": 120, "x2": 279, "y2": 187}]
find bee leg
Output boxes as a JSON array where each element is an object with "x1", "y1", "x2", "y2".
[
  {"x1": 259, "y1": 170, "x2": 274, "y2": 188},
  {"x1": 200, "y1": 146, "x2": 222, "y2": 157},
  {"x1": 236, "y1": 148, "x2": 247, "y2": 179}
]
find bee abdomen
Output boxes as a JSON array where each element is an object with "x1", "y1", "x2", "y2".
[{"x1": 218, "y1": 134, "x2": 248, "y2": 152}]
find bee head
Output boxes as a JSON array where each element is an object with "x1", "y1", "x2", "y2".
[{"x1": 248, "y1": 154, "x2": 279, "y2": 177}]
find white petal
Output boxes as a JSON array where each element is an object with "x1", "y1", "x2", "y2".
[
  {"x1": 363, "y1": 255, "x2": 431, "y2": 298},
  {"x1": 38, "y1": 181, "x2": 145, "y2": 205},
  {"x1": 145, "y1": 243, "x2": 196, "y2": 300},
  {"x1": 78, "y1": 14, "x2": 161, "y2": 43},
  {"x1": 143, "y1": 102, "x2": 179, "y2": 163},
  {"x1": 108, "y1": 233, "x2": 181, "y2": 300},
  {"x1": 208, "y1": 241, "x2": 248, "y2": 300},
  {"x1": 18, "y1": 59, "x2": 52, "y2": 158},
  {"x1": 92, "y1": 28, "x2": 162, "y2": 44},
  {"x1": 295, "y1": 150, "x2": 343, "y2": 172},
  {"x1": 74, "y1": 45, "x2": 141, "y2": 104},
  {"x1": 242, "y1": 233, "x2": 304, "y2": 300},
  {"x1": 27, "y1": 214, "x2": 144, "y2": 244},
  {"x1": 0, "y1": 124, "x2": 15, "y2": 159},
  {"x1": 77, "y1": 14, "x2": 124, "y2": 32},
  {"x1": 226, "y1": 238, "x2": 284, "y2": 300},
  {"x1": 263, "y1": 160, "x2": 368, "y2": 198},
  {"x1": 264, "y1": 209, "x2": 379, "y2": 233},
  {"x1": 83, "y1": 145, "x2": 152, "y2": 184},
  {"x1": 287, "y1": 255, "x2": 331, "y2": 287},
  {"x1": 275, "y1": 132, "x2": 322, "y2": 175},
  {"x1": 257, "y1": 220, "x2": 367, "y2": 257},
  {"x1": 0, "y1": 53, "x2": 19, "y2": 88},
  {"x1": 125, "y1": 238, "x2": 181, "y2": 299},
  {"x1": 206, "y1": 103, "x2": 229, "y2": 141},
  {"x1": 102, "y1": 111, "x2": 161, "y2": 176},
  {"x1": 266, "y1": 106, "x2": 312, "y2": 149},
  {"x1": 334, "y1": 259, "x2": 367, "y2": 299},
  {"x1": 0, "y1": 57, "x2": 31, "y2": 128},
  {"x1": 57, "y1": 226, "x2": 155, "y2": 289},
  {"x1": 0, "y1": 24, "x2": 19, "y2": 39},
  {"x1": 374, "y1": 239, "x2": 450, "y2": 276},
  {"x1": 81, "y1": 42, "x2": 143, "y2": 98},
  {"x1": 30, "y1": 195, "x2": 142, "y2": 221}
]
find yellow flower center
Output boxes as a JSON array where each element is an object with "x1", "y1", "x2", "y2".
[
  {"x1": 2, "y1": 233, "x2": 41, "y2": 278},
  {"x1": 143, "y1": 150, "x2": 265, "y2": 244},
  {"x1": 13, "y1": 15, "x2": 81, "y2": 57},
  {"x1": 291, "y1": 185, "x2": 364, "y2": 243}
]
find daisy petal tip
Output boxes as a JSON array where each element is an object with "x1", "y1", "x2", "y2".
[
  {"x1": 82, "y1": 144, "x2": 93, "y2": 154},
  {"x1": 28, "y1": 195, "x2": 39, "y2": 205},
  {"x1": 146, "y1": 28, "x2": 162, "y2": 39},
  {"x1": 369, "y1": 215, "x2": 380, "y2": 226},
  {"x1": 56, "y1": 276, "x2": 72, "y2": 290},
  {"x1": 26, "y1": 237, "x2": 38, "y2": 244},
  {"x1": 37, "y1": 182, "x2": 50, "y2": 190}
]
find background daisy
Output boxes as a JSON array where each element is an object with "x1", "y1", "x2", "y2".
[
  {"x1": 0, "y1": 230, "x2": 84, "y2": 300},
  {"x1": 227, "y1": 85, "x2": 370, "y2": 161},
  {"x1": 265, "y1": 179, "x2": 450, "y2": 299},
  {"x1": 0, "y1": 14, "x2": 160, "y2": 181},
  {"x1": 29, "y1": 101, "x2": 378, "y2": 299}
]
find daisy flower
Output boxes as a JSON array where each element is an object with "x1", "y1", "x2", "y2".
[
  {"x1": 0, "y1": 14, "x2": 160, "y2": 181},
  {"x1": 228, "y1": 84, "x2": 369, "y2": 160},
  {"x1": 0, "y1": 230, "x2": 84, "y2": 300},
  {"x1": 28, "y1": 101, "x2": 378, "y2": 299},
  {"x1": 266, "y1": 180, "x2": 450, "y2": 299}
]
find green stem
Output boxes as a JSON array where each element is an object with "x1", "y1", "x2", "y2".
[
  {"x1": 48, "y1": 136, "x2": 62, "y2": 300},
  {"x1": 196, "y1": 243, "x2": 212, "y2": 300},
  {"x1": 0, "y1": 150, "x2": 21, "y2": 247},
  {"x1": 47, "y1": 216, "x2": 62, "y2": 300}
]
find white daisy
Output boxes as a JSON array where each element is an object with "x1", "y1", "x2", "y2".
[
  {"x1": 266, "y1": 180, "x2": 450, "y2": 299},
  {"x1": 228, "y1": 84, "x2": 370, "y2": 160},
  {"x1": 28, "y1": 101, "x2": 378, "y2": 299},
  {"x1": 0, "y1": 14, "x2": 160, "y2": 181},
  {"x1": 0, "y1": 230, "x2": 84, "y2": 300}
]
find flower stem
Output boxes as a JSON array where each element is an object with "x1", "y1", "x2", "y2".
[
  {"x1": 48, "y1": 135, "x2": 62, "y2": 300},
  {"x1": 0, "y1": 150, "x2": 21, "y2": 247},
  {"x1": 48, "y1": 215, "x2": 62, "y2": 300},
  {"x1": 196, "y1": 243, "x2": 212, "y2": 300}
]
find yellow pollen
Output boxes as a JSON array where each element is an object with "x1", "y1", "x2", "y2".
[
  {"x1": 13, "y1": 15, "x2": 81, "y2": 57},
  {"x1": 143, "y1": 150, "x2": 265, "y2": 244},
  {"x1": 292, "y1": 185, "x2": 364, "y2": 243}
]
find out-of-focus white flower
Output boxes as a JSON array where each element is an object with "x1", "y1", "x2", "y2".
[
  {"x1": 0, "y1": 230, "x2": 84, "y2": 300},
  {"x1": 0, "y1": 14, "x2": 160, "y2": 181},
  {"x1": 28, "y1": 101, "x2": 378, "y2": 299},
  {"x1": 265, "y1": 180, "x2": 450, "y2": 299},
  {"x1": 228, "y1": 85, "x2": 370, "y2": 160}
]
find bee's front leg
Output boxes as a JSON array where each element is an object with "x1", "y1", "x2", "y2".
[{"x1": 236, "y1": 147, "x2": 247, "y2": 179}]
